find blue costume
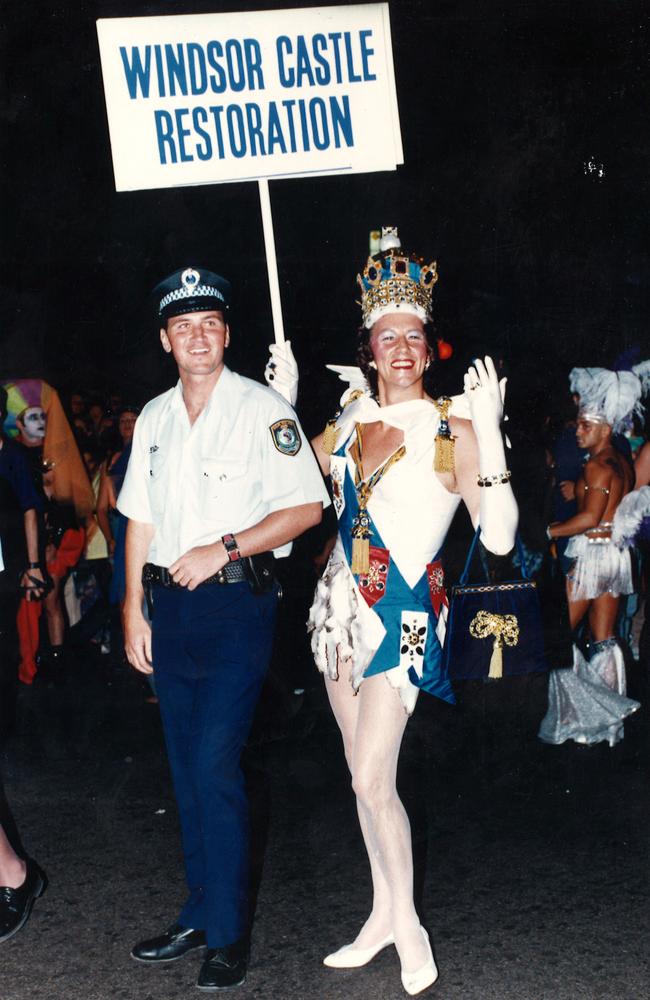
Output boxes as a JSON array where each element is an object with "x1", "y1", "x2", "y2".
[
  {"x1": 309, "y1": 391, "x2": 466, "y2": 714},
  {"x1": 334, "y1": 438, "x2": 453, "y2": 702}
]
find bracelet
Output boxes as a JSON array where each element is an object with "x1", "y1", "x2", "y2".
[
  {"x1": 477, "y1": 471, "x2": 512, "y2": 487},
  {"x1": 546, "y1": 525, "x2": 553, "y2": 541},
  {"x1": 27, "y1": 561, "x2": 42, "y2": 569},
  {"x1": 221, "y1": 533, "x2": 241, "y2": 562}
]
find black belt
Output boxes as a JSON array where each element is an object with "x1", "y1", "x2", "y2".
[{"x1": 143, "y1": 561, "x2": 247, "y2": 588}]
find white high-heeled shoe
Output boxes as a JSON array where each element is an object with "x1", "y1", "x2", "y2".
[
  {"x1": 400, "y1": 927, "x2": 439, "y2": 995},
  {"x1": 323, "y1": 932, "x2": 394, "y2": 968}
]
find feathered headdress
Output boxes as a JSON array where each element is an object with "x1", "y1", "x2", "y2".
[{"x1": 569, "y1": 360, "x2": 650, "y2": 433}]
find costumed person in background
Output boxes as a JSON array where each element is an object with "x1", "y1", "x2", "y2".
[
  {"x1": 268, "y1": 227, "x2": 517, "y2": 996},
  {"x1": 2, "y1": 379, "x2": 94, "y2": 684},
  {"x1": 540, "y1": 361, "x2": 650, "y2": 747},
  {"x1": 0, "y1": 387, "x2": 46, "y2": 736},
  {"x1": 0, "y1": 460, "x2": 47, "y2": 942}
]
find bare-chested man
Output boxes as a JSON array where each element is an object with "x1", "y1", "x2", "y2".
[
  {"x1": 540, "y1": 362, "x2": 647, "y2": 747},
  {"x1": 548, "y1": 413, "x2": 634, "y2": 640}
]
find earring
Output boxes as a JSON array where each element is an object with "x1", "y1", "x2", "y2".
[
  {"x1": 369, "y1": 361, "x2": 377, "y2": 369},
  {"x1": 425, "y1": 360, "x2": 431, "y2": 370}
]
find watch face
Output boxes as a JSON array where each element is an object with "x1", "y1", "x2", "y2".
[{"x1": 223, "y1": 534, "x2": 240, "y2": 560}]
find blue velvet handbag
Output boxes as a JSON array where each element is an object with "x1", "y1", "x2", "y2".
[{"x1": 442, "y1": 528, "x2": 548, "y2": 681}]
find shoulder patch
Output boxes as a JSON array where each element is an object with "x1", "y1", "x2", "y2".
[{"x1": 270, "y1": 418, "x2": 302, "y2": 456}]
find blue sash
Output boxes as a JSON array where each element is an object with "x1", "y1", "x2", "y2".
[{"x1": 335, "y1": 449, "x2": 455, "y2": 705}]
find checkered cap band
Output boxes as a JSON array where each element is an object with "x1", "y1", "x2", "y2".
[{"x1": 159, "y1": 284, "x2": 225, "y2": 314}]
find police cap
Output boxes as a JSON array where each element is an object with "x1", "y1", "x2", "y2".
[{"x1": 153, "y1": 266, "x2": 231, "y2": 321}]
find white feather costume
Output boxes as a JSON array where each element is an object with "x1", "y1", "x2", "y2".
[{"x1": 569, "y1": 361, "x2": 650, "y2": 432}]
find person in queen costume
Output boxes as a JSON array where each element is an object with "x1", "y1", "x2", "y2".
[
  {"x1": 268, "y1": 227, "x2": 518, "y2": 995},
  {"x1": 540, "y1": 362, "x2": 650, "y2": 747}
]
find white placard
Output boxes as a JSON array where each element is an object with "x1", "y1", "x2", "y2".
[{"x1": 97, "y1": 3, "x2": 403, "y2": 192}]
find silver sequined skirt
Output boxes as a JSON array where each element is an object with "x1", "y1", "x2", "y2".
[{"x1": 565, "y1": 533, "x2": 633, "y2": 601}]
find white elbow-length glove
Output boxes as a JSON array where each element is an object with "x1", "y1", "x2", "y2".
[
  {"x1": 463, "y1": 355, "x2": 507, "y2": 432},
  {"x1": 264, "y1": 340, "x2": 299, "y2": 406},
  {"x1": 464, "y1": 356, "x2": 518, "y2": 554}
]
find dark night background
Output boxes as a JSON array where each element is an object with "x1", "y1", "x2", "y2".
[
  {"x1": 2, "y1": 0, "x2": 649, "y2": 433},
  {"x1": 2, "y1": 8, "x2": 650, "y2": 998}
]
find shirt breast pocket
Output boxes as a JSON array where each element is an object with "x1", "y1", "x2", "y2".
[
  {"x1": 201, "y1": 457, "x2": 248, "y2": 521},
  {"x1": 147, "y1": 450, "x2": 167, "y2": 515}
]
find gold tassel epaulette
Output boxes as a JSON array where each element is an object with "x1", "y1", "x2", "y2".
[
  {"x1": 433, "y1": 397, "x2": 455, "y2": 472},
  {"x1": 321, "y1": 389, "x2": 366, "y2": 456},
  {"x1": 322, "y1": 418, "x2": 339, "y2": 455}
]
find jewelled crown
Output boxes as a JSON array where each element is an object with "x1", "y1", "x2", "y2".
[{"x1": 357, "y1": 226, "x2": 438, "y2": 329}]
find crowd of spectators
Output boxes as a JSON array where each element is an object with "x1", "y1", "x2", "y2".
[{"x1": 0, "y1": 381, "x2": 143, "y2": 718}]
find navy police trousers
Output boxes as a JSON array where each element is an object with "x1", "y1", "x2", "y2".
[{"x1": 151, "y1": 579, "x2": 278, "y2": 948}]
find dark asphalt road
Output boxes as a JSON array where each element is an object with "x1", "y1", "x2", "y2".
[{"x1": 1, "y1": 652, "x2": 648, "y2": 1000}]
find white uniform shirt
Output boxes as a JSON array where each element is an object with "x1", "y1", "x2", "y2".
[{"x1": 117, "y1": 366, "x2": 329, "y2": 567}]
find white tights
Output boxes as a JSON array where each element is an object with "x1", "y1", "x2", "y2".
[{"x1": 325, "y1": 657, "x2": 429, "y2": 973}]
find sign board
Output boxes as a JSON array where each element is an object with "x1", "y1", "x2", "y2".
[{"x1": 97, "y1": 3, "x2": 403, "y2": 192}]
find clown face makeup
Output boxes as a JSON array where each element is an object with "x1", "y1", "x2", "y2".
[{"x1": 19, "y1": 406, "x2": 46, "y2": 443}]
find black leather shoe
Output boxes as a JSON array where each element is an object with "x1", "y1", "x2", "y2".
[
  {"x1": 0, "y1": 857, "x2": 46, "y2": 944},
  {"x1": 131, "y1": 923, "x2": 207, "y2": 962},
  {"x1": 197, "y1": 939, "x2": 248, "y2": 991}
]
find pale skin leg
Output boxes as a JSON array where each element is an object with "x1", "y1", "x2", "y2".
[
  {"x1": 325, "y1": 660, "x2": 392, "y2": 943},
  {"x1": 324, "y1": 659, "x2": 429, "y2": 973},
  {"x1": 0, "y1": 825, "x2": 26, "y2": 889}
]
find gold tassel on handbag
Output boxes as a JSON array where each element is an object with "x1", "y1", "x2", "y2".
[
  {"x1": 469, "y1": 610, "x2": 520, "y2": 679},
  {"x1": 433, "y1": 397, "x2": 455, "y2": 473}
]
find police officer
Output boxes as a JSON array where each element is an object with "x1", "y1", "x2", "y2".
[{"x1": 118, "y1": 266, "x2": 328, "y2": 991}]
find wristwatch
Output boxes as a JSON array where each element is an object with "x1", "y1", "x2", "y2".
[{"x1": 221, "y1": 533, "x2": 241, "y2": 562}]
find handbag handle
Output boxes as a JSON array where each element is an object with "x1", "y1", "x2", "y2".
[{"x1": 459, "y1": 526, "x2": 530, "y2": 585}]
